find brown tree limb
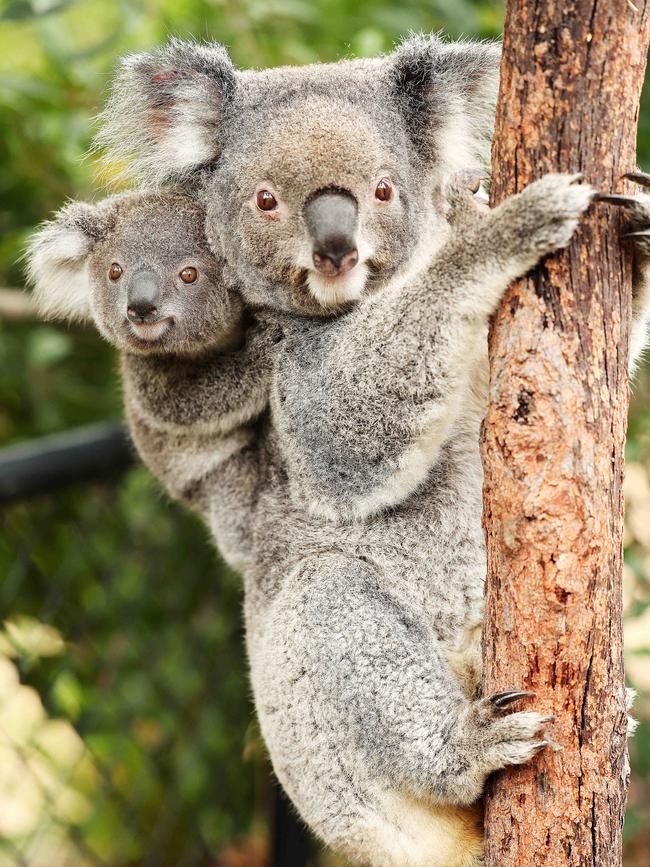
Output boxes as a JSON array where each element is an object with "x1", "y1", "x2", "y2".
[
  {"x1": 0, "y1": 288, "x2": 37, "y2": 321},
  {"x1": 0, "y1": 289, "x2": 91, "y2": 333},
  {"x1": 482, "y1": 2, "x2": 650, "y2": 865}
]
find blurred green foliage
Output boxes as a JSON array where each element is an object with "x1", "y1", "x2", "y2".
[
  {"x1": 1, "y1": 1, "x2": 650, "y2": 865},
  {"x1": 0, "y1": 473, "x2": 260, "y2": 866}
]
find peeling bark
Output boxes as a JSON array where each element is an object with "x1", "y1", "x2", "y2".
[{"x1": 482, "y1": 2, "x2": 650, "y2": 865}]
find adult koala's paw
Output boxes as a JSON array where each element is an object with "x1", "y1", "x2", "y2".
[
  {"x1": 593, "y1": 175, "x2": 650, "y2": 373},
  {"x1": 459, "y1": 690, "x2": 553, "y2": 773},
  {"x1": 512, "y1": 173, "x2": 596, "y2": 257}
]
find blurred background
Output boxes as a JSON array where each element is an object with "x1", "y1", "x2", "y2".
[{"x1": 0, "y1": 1, "x2": 649, "y2": 865}]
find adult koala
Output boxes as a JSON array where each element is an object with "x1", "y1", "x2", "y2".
[{"x1": 95, "y1": 36, "x2": 621, "y2": 867}]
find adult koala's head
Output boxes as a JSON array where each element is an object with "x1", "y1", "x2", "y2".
[
  {"x1": 98, "y1": 35, "x2": 499, "y2": 315},
  {"x1": 26, "y1": 192, "x2": 242, "y2": 355}
]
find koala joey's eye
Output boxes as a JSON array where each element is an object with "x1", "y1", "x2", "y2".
[
  {"x1": 375, "y1": 178, "x2": 393, "y2": 202},
  {"x1": 109, "y1": 263, "x2": 123, "y2": 281},
  {"x1": 256, "y1": 189, "x2": 278, "y2": 212},
  {"x1": 180, "y1": 267, "x2": 198, "y2": 284}
]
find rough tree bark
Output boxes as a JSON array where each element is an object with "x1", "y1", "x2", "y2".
[{"x1": 482, "y1": 3, "x2": 650, "y2": 866}]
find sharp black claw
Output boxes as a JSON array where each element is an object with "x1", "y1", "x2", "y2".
[
  {"x1": 594, "y1": 193, "x2": 638, "y2": 206},
  {"x1": 532, "y1": 740, "x2": 549, "y2": 752},
  {"x1": 489, "y1": 690, "x2": 535, "y2": 708},
  {"x1": 540, "y1": 715, "x2": 556, "y2": 724},
  {"x1": 624, "y1": 171, "x2": 650, "y2": 188}
]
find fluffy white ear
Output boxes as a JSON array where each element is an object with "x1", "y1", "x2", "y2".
[
  {"x1": 25, "y1": 200, "x2": 112, "y2": 322},
  {"x1": 391, "y1": 34, "x2": 501, "y2": 173},
  {"x1": 96, "y1": 38, "x2": 236, "y2": 186}
]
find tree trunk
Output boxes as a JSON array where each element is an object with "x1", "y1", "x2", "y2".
[{"x1": 482, "y1": 3, "x2": 650, "y2": 866}]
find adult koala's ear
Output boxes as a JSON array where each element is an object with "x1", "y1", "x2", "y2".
[
  {"x1": 97, "y1": 38, "x2": 236, "y2": 186},
  {"x1": 25, "y1": 199, "x2": 116, "y2": 322},
  {"x1": 390, "y1": 34, "x2": 501, "y2": 172}
]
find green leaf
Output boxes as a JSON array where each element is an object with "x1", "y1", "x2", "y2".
[{"x1": 27, "y1": 327, "x2": 73, "y2": 367}]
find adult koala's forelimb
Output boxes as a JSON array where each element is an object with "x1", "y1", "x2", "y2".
[
  {"x1": 273, "y1": 174, "x2": 595, "y2": 521},
  {"x1": 598, "y1": 172, "x2": 650, "y2": 374}
]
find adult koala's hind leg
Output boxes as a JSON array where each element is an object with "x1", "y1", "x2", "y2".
[
  {"x1": 247, "y1": 554, "x2": 550, "y2": 867},
  {"x1": 248, "y1": 553, "x2": 485, "y2": 867}
]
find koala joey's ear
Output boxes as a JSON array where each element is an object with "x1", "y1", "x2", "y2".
[
  {"x1": 390, "y1": 34, "x2": 501, "y2": 172},
  {"x1": 97, "y1": 38, "x2": 236, "y2": 186},
  {"x1": 25, "y1": 199, "x2": 116, "y2": 322}
]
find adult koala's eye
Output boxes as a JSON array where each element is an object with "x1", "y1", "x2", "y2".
[
  {"x1": 109, "y1": 263, "x2": 123, "y2": 281},
  {"x1": 180, "y1": 267, "x2": 198, "y2": 284},
  {"x1": 375, "y1": 178, "x2": 393, "y2": 202},
  {"x1": 256, "y1": 189, "x2": 278, "y2": 212}
]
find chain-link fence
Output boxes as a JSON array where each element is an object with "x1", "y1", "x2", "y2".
[{"x1": 0, "y1": 424, "x2": 311, "y2": 867}]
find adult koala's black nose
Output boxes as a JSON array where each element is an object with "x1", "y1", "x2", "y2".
[
  {"x1": 127, "y1": 270, "x2": 161, "y2": 323},
  {"x1": 304, "y1": 190, "x2": 359, "y2": 276}
]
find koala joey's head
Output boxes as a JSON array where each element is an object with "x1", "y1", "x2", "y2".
[
  {"x1": 26, "y1": 192, "x2": 243, "y2": 355},
  {"x1": 98, "y1": 35, "x2": 500, "y2": 316}
]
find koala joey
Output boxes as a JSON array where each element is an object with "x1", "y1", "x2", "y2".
[
  {"x1": 93, "y1": 34, "x2": 650, "y2": 867},
  {"x1": 26, "y1": 191, "x2": 270, "y2": 571}
]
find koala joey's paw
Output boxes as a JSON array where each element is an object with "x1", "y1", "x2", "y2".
[
  {"x1": 516, "y1": 173, "x2": 596, "y2": 256},
  {"x1": 445, "y1": 169, "x2": 490, "y2": 226},
  {"x1": 450, "y1": 169, "x2": 484, "y2": 196},
  {"x1": 597, "y1": 172, "x2": 650, "y2": 256},
  {"x1": 463, "y1": 690, "x2": 553, "y2": 772}
]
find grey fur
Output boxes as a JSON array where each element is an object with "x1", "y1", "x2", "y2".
[
  {"x1": 29, "y1": 176, "x2": 650, "y2": 867},
  {"x1": 57, "y1": 33, "x2": 650, "y2": 867},
  {"x1": 269, "y1": 174, "x2": 595, "y2": 519},
  {"x1": 25, "y1": 174, "x2": 565, "y2": 867}
]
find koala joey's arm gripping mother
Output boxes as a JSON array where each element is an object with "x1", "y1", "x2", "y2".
[
  {"x1": 121, "y1": 322, "x2": 274, "y2": 440},
  {"x1": 120, "y1": 323, "x2": 271, "y2": 500}
]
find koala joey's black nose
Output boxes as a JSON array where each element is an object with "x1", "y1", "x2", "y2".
[
  {"x1": 304, "y1": 190, "x2": 359, "y2": 276},
  {"x1": 127, "y1": 270, "x2": 161, "y2": 324},
  {"x1": 127, "y1": 302, "x2": 158, "y2": 324}
]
